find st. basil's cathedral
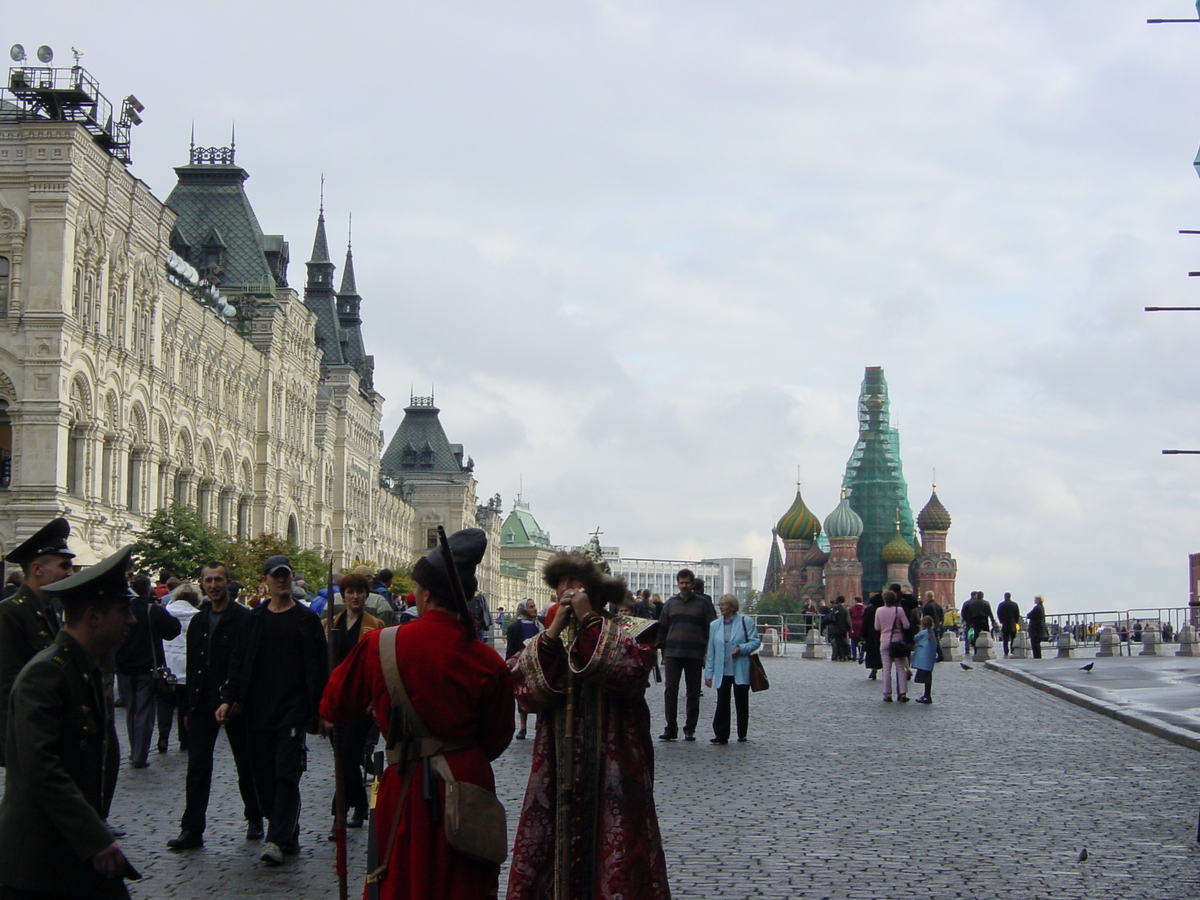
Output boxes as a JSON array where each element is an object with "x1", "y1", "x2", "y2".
[{"x1": 762, "y1": 366, "x2": 958, "y2": 605}]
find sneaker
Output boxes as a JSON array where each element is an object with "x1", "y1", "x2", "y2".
[
  {"x1": 260, "y1": 842, "x2": 284, "y2": 866},
  {"x1": 167, "y1": 831, "x2": 204, "y2": 851},
  {"x1": 246, "y1": 819, "x2": 265, "y2": 841}
]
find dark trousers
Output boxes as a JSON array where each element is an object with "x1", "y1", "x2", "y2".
[
  {"x1": 712, "y1": 675, "x2": 749, "y2": 740},
  {"x1": 246, "y1": 726, "x2": 307, "y2": 846},
  {"x1": 830, "y1": 634, "x2": 850, "y2": 660},
  {"x1": 117, "y1": 672, "x2": 154, "y2": 765},
  {"x1": 662, "y1": 656, "x2": 703, "y2": 736},
  {"x1": 1030, "y1": 638, "x2": 1042, "y2": 659},
  {"x1": 331, "y1": 714, "x2": 373, "y2": 815},
  {"x1": 1001, "y1": 629, "x2": 1016, "y2": 655},
  {"x1": 156, "y1": 691, "x2": 188, "y2": 749},
  {"x1": 181, "y1": 708, "x2": 261, "y2": 834}
]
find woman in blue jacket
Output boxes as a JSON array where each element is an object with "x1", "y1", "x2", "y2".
[{"x1": 703, "y1": 594, "x2": 762, "y2": 744}]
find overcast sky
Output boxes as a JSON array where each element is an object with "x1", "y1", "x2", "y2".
[{"x1": 8, "y1": 2, "x2": 1200, "y2": 614}]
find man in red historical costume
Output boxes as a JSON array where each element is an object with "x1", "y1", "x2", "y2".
[
  {"x1": 507, "y1": 552, "x2": 671, "y2": 900},
  {"x1": 320, "y1": 528, "x2": 514, "y2": 900}
]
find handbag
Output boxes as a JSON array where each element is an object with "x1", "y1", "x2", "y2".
[
  {"x1": 377, "y1": 626, "x2": 508, "y2": 866},
  {"x1": 148, "y1": 602, "x2": 177, "y2": 696},
  {"x1": 886, "y1": 613, "x2": 911, "y2": 658},
  {"x1": 742, "y1": 617, "x2": 769, "y2": 692}
]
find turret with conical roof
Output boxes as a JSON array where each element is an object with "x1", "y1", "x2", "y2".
[
  {"x1": 303, "y1": 200, "x2": 345, "y2": 368},
  {"x1": 336, "y1": 227, "x2": 374, "y2": 393},
  {"x1": 762, "y1": 528, "x2": 784, "y2": 595}
]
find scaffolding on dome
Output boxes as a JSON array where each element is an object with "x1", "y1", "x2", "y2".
[{"x1": 841, "y1": 367, "x2": 916, "y2": 592}]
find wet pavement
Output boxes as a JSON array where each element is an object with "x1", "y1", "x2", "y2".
[{"x1": 23, "y1": 652, "x2": 1200, "y2": 898}]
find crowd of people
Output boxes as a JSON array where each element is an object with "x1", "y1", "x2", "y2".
[{"x1": 2, "y1": 518, "x2": 754, "y2": 900}]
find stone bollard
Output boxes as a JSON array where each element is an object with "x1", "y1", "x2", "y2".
[
  {"x1": 1009, "y1": 631, "x2": 1030, "y2": 659},
  {"x1": 801, "y1": 627, "x2": 828, "y2": 660},
  {"x1": 940, "y1": 631, "x2": 963, "y2": 662},
  {"x1": 1139, "y1": 626, "x2": 1163, "y2": 657},
  {"x1": 760, "y1": 627, "x2": 779, "y2": 658},
  {"x1": 1176, "y1": 625, "x2": 1200, "y2": 658},
  {"x1": 972, "y1": 630, "x2": 996, "y2": 662},
  {"x1": 1055, "y1": 631, "x2": 1077, "y2": 658},
  {"x1": 1096, "y1": 631, "x2": 1119, "y2": 658}
]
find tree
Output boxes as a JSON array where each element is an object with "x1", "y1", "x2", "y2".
[
  {"x1": 131, "y1": 503, "x2": 229, "y2": 581},
  {"x1": 742, "y1": 589, "x2": 762, "y2": 615},
  {"x1": 754, "y1": 591, "x2": 806, "y2": 617},
  {"x1": 224, "y1": 533, "x2": 326, "y2": 589}
]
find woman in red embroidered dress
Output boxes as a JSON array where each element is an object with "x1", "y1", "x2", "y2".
[{"x1": 507, "y1": 553, "x2": 671, "y2": 900}]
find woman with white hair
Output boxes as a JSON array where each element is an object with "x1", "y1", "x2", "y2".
[{"x1": 703, "y1": 594, "x2": 761, "y2": 743}]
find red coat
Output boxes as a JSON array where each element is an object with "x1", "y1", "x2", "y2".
[{"x1": 320, "y1": 609, "x2": 515, "y2": 900}]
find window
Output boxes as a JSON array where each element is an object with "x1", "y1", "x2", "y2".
[
  {"x1": 126, "y1": 452, "x2": 140, "y2": 512},
  {"x1": 66, "y1": 423, "x2": 83, "y2": 496},
  {"x1": 0, "y1": 257, "x2": 9, "y2": 316},
  {"x1": 426, "y1": 528, "x2": 439, "y2": 549}
]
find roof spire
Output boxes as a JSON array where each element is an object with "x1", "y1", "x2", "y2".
[
  {"x1": 309, "y1": 178, "x2": 330, "y2": 264},
  {"x1": 230, "y1": 121, "x2": 235, "y2": 163},
  {"x1": 338, "y1": 215, "x2": 358, "y2": 295}
]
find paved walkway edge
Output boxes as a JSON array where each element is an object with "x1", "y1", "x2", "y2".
[{"x1": 983, "y1": 661, "x2": 1200, "y2": 754}]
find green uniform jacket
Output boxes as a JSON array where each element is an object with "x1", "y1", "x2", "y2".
[
  {"x1": 0, "y1": 630, "x2": 128, "y2": 898},
  {"x1": 0, "y1": 583, "x2": 61, "y2": 766}
]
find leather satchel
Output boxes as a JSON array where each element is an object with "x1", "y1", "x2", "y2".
[{"x1": 378, "y1": 626, "x2": 508, "y2": 865}]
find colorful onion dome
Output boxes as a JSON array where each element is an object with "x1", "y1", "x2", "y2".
[
  {"x1": 802, "y1": 542, "x2": 828, "y2": 567},
  {"x1": 776, "y1": 484, "x2": 821, "y2": 541},
  {"x1": 917, "y1": 487, "x2": 952, "y2": 532},
  {"x1": 824, "y1": 490, "x2": 864, "y2": 540},
  {"x1": 880, "y1": 522, "x2": 915, "y2": 564}
]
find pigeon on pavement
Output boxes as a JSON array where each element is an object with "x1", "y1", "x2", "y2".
[
  {"x1": 960, "y1": 663, "x2": 972, "y2": 670},
  {"x1": 1080, "y1": 662, "x2": 1095, "y2": 672}
]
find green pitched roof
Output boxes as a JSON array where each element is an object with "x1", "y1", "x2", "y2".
[
  {"x1": 165, "y1": 155, "x2": 278, "y2": 295},
  {"x1": 381, "y1": 398, "x2": 471, "y2": 478},
  {"x1": 501, "y1": 502, "x2": 552, "y2": 548}
]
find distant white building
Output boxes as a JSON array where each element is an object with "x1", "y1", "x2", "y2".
[{"x1": 610, "y1": 555, "x2": 754, "y2": 602}]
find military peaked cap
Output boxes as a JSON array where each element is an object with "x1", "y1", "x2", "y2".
[
  {"x1": 5, "y1": 517, "x2": 75, "y2": 567},
  {"x1": 42, "y1": 545, "x2": 135, "y2": 609}
]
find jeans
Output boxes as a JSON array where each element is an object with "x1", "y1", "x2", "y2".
[
  {"x1": 850, "y1": 636, "x2": 861, "y2": 660},
  {"x1": 118, "y1": 672, "x2": 154, "y2": 765},
  {"x1": 712, "y1": 675, "x2": 749, "y2": 740},
  {"x1": 662, "y1": 656, "x2": 703, "y2": 736},
  {"x1": 246, "y1": 726, "x2": 308, "y2": 846},
  {"x1": 180, "y1": 708, "x2": 261, "y2": 835}
]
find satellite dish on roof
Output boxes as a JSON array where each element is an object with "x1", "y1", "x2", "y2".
[
  {"x1": 9, "y1": 44, "x2": 26, "y2": 62},
  {"x1": 36, "y1": 45, "x2": 53, "y2": 64}
]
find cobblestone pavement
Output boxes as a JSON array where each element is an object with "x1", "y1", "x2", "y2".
[{"x1": 91, "y1": 655, "x2": 1200, "y2": 899}]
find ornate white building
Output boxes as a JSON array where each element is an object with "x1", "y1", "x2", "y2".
[{"x1": 0, "y1": 61, "x2": 484, "y2": 574}]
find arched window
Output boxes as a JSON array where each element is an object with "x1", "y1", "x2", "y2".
[
  {"x1": 66, "y1": 421, "x2": 84, "y2": 496},
  {"x1": 0, "y1": 257, "x2": 9, "y2": 316}
]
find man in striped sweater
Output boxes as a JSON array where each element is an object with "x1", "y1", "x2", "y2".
[{"x1": 656, "y1": 569, "x2": 716, "y2": 741}]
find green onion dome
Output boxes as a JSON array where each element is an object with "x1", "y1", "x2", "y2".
[
  {"x1": 880, "y1": 523, "x2": 916, "y2": 564},
  {"x1": 776, "y1": 486, "x2": 821, "y2": 541},
  {"x1": 823, "y1": 490, "x2": 864, "y2": 540},
  {"x1": 917, "y1": 488, "x2": 952, "y2": 532}
]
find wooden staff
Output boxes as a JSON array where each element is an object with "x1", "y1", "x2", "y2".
[
  {"x1": 326, "y1": 557, "x2": 348, "y2": 900},
  {"x1": 555, "y1": 600, "x2": 578, "y2": 900}
]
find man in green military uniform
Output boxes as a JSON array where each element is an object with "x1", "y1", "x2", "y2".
[
  {"x1": 0, "y1": 517, "x2": 76, "y2": 765},
  {"x1": 0, "y1": 544, "x2": 138, "y2": 899}
]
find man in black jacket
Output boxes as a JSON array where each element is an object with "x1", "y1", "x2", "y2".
[
  {"x1": 996, "y1": 592, "x2": 1022, "y2": 658},
  {"x1": 217, "y1": 556, "x2": 328, "y2": 866},
  {"x1": 167, "y1": 561, "x2": 262, "y2": 850}
]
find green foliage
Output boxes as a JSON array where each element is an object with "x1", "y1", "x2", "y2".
[
  {"x1": 742, "y1": 588, "x2": 762, "y2": 615},
  {"x1": 754, "y1": 590, "x2": 806, "y2": 617},
  {"x1": 224, "y1": 533, "x2": 327, "y2": 589},
  {"x1": 131, "y1": 503, "x2": 228, "y2": 581}
]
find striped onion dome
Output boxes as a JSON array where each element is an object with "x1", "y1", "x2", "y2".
[
  {"x1": 823, "y1": 490, "x2": 864, "y2": 540},
  {"x1": 776, "y1": 485, "x2": 821, "y2": 541},
  {"x1": 917, "y1": 487, "x2": 952, "y2": 532},
  {"x1": 880, "y1": 523, "x2": 916, "y2": 564}
]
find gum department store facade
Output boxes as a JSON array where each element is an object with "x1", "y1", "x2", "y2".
[{"x1": 0, "y1": 64, "x2": 551, "y2": 600}]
